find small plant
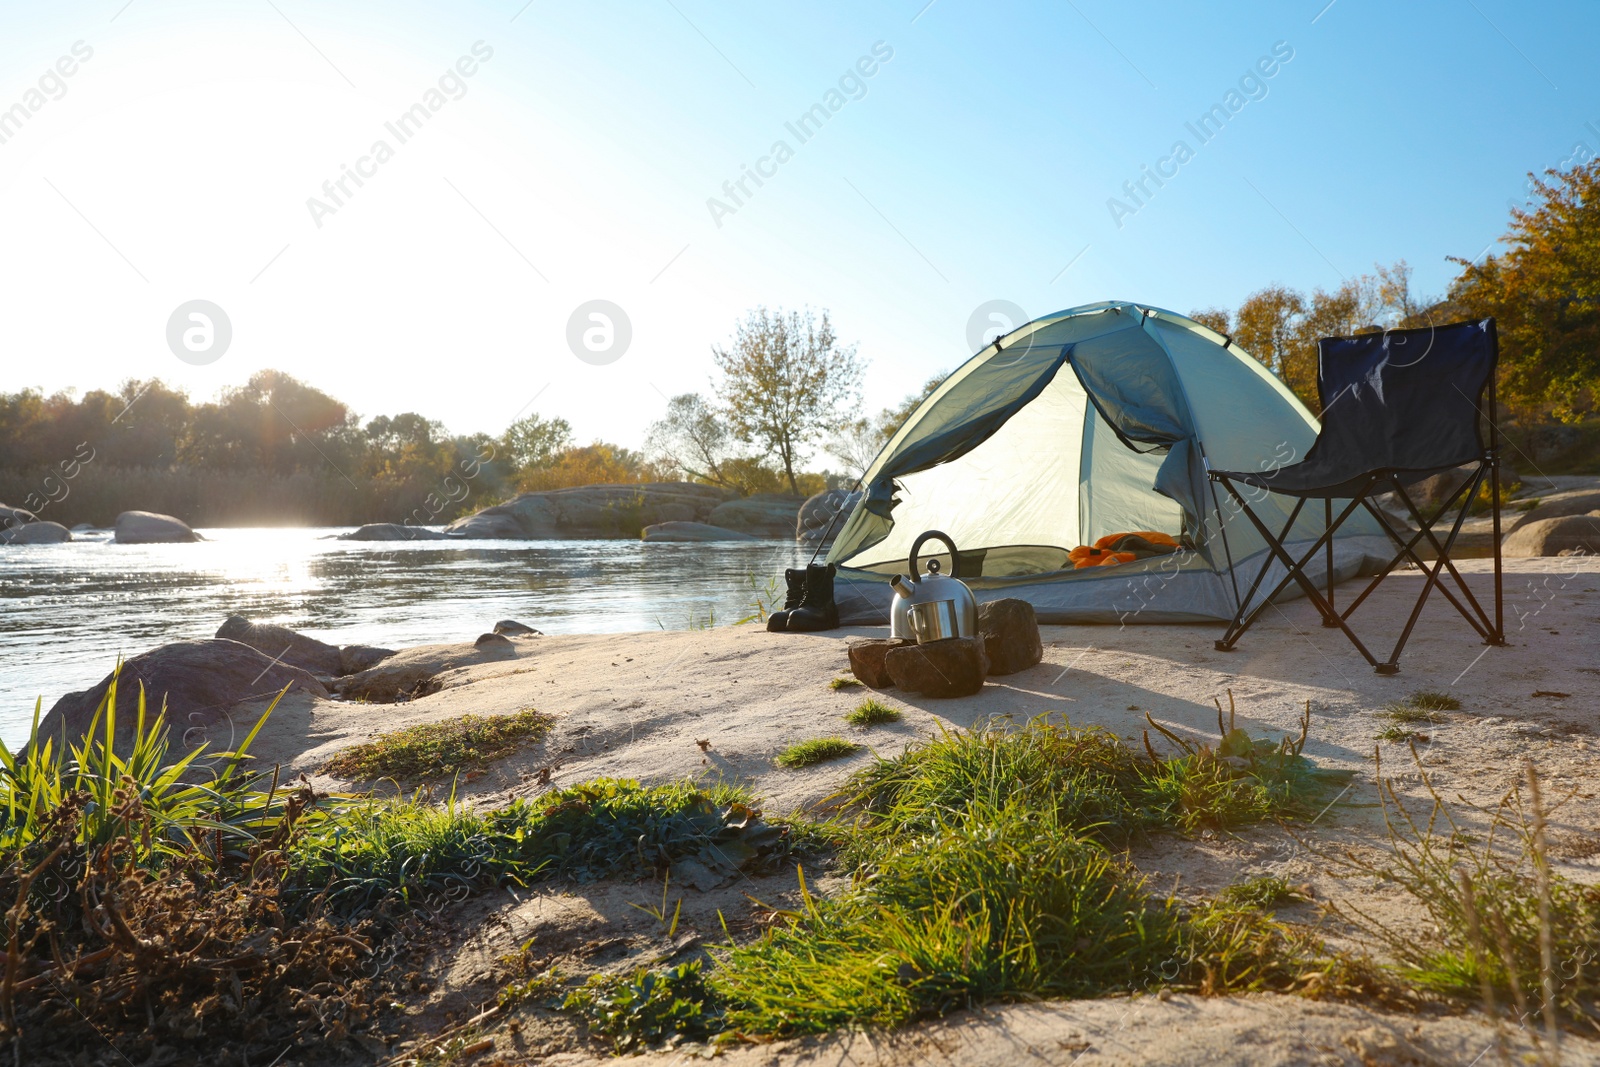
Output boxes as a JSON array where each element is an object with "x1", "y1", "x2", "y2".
[
  {"x1": 1221, "y1": 875, "x2": 1307, "y2": 910},
  {"x1": 322, "y1": 709, "x2": 553, "y2": 781},
  {"x1": 564, "y1": 961, "x2": 720, "y2": 1052},
  {"x1": 1381, "y1": 703, "x2": 1447, "y2": 724},
  {"x1": 737, "y1": 571, "x2": 783, "y2": 626},
  {"x1": 1410, "y1": 690, "x2": 1461, "y2": 711},
  {"x1": 776, "y1": 737, "x2": 860, "y2": 769},
  {"x1": 1377, "y1": 723, "x2": 1427, "y2": 744},
  {"x1": 829, "y1": 676, "x2": 863, "y2": 690},
  {"x1": 845, "y1": 698, "x2": 900, "y2": 726},
  {"x1": 1331, "y1": 753, "x2": 1600, "y2": 1033}
]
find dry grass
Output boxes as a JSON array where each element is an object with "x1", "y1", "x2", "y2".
[{"x1": 322, "y1": 709, "x2": 552, "y2": 781}]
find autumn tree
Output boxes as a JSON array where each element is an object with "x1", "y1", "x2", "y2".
[
  {"x1": 501, "y1": 413, "x2": 573, "y2": 471},
  {"x1": 712, "y1": 307, "x2": 863, "y2": 495},
  {"x1": 1450, "y1": 158, "x2": 1600, "y2": 421}
]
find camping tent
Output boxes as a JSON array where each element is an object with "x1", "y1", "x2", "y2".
[{"x1": 826, "y1": 301, "x2": 1390, "y2": 624}]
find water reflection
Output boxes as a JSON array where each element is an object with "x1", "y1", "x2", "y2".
[{"x1": 0, "y1": 528, "x2": 811, "y2": 747}]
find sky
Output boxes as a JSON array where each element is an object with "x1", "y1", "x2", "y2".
[{"x1": 0, "y1": 0, "x2": 1596, "y2": 457}]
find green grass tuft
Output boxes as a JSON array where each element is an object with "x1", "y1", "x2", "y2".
[
  {"x1": 1409, "y1": 690, "x2": 1461, "y2": 711},
  {"x1": 844, "y1": 698, "x2": 901, "y2": 726},
  {"x1": 322, "y1": 709, "x2": 552, "y2": 781},
  {"x1": 1221, "y1": 875, "x2": 1307, "y2": 911},
  {"x1": 828, "y1": 676, "x2": 863, "y2": 690},
  {"x1": 776, "y1": 737, "x2": 860, "y2": 769},
  {"x1": 1377, "y1": 723, "x2": 1427, "y2": 744},
  {"x1": 285, "y1": 778, "x2": 800, "y2": 914}
]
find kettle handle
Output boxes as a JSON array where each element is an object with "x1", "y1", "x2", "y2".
[{"x1": 909, "y1": 530, "x2": 961, "y2": 581}]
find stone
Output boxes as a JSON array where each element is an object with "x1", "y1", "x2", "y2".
[
  {"x1": 1503, "y1": 514, "x2": 1600, "y2": 558},
  {"x1": 32, "y1": 639, "x2": 327, "y2": 758},
  {"x1": 493, "y1": 619, "x2": 541, "y2": 636},
  {"x1": 641, "y1": 521, "x2": 757, "y2": 542},
  {"x1": 797, "y1": 489, "x2": 860, "y2": 544},
  {"x1": 977, "y1": 598, "x2": 1043, "y2": 675},
  {"x1": 0, "y1": 503, "x2": 39, "y2": 529},
  {"x1": 1396, "y1": 466, "x2": 1477, "y2": 512},
  {"x1": 338, "y1": 523, "x2": 452, "y2": 541},
  {"x1": 885, "y1": 636, "x2": 988, "y2": 698},
  {"x1": 475, "y1": 632, "x2": 514, "y2": 650},
  {"x1": 114, "y1": 510, "x2": 200, "y2": 544},
  {"x1": 335, "y1": 638, "x2": 521, "y2": 703},
  {"x1": 848, "y1": 637, "x2": 913, "y2": 687},
  {"x1": 339, "y1": 644, "x2": 396, "y2": 675},
  {"x1": 215, "y1": 615, "x2": 343, "y2": 677},
  {"x1": 708, "y1": 494, "x2": 804, "y2": 538},
  {"x1": 445, "y1": 482, "x2": 737, "y2": 540},
  {"x1": 71, "y1": 523, "x2": 96, "y2": 532},
  {"x1": 0, "y1": 520, "x2": 71, "y2": 544},
  {"x1": 444, "y1": 510, "x2": 530, "y2": 539},
  {"x1": 1508, "y1": 490, "x2": 1600, "y2": 533}
]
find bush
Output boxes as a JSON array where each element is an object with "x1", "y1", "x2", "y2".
[{"x1": 844, "y1": 698, "x2": 900, "y2": 726}]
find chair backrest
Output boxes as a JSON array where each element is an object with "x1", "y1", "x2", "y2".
[{"x1": 1309, "y1": 318, "x2": 1497, "y2": 480}]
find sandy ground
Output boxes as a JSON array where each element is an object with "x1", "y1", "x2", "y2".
[{"x1": 204, "y1": 557, "x2": 1600, "y2": 1065}]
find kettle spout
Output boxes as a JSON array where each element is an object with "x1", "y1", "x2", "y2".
[{"x1": 890, "y1": 574, "x2": 912, "y2": 597}]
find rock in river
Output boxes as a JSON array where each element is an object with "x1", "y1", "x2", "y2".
[
  {"x1": 114, "y1": 510, "x2": 200, "y2": 544},
  {"x1": 1, "y1": 520, "x2": 71, "y2": 544},
  {"x1": 641, "y1": 521, "x2": 757, "y2": 542},
  {"x1": 338, "y1": 523, "x2": 452, "y2": 541},
  {"x1": 33, "y1": 639, "x2": 327, "y2": 757}
]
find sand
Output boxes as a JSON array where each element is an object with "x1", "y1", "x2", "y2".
[{"x1": 204, "y1": 556, "x2": 1600, "y2": 1065}]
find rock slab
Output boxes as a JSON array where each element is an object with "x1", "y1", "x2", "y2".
[
  {"x1": 114, "y1": 510, "x2": 200, "y2": 544},
  {"x1": 708, "y1": 494, "x2": 804, "y2": 538},
  {"x1": 641, "y1": 521, "x2": 757, "y2": 542},
  {"x1": 338, "y1": 523, "x2": 452, "y2": 541},
  {"x1": 335, "y1": 638, "x2": 521, "y2": 703},
  {"x1": 1503, "y1": 514, "x2": 1600, "y2": 557},
  {"x1": 33, "y1": 639, "x2": 327, "y2": 757},
  {"x1": 978, "y1": 598, "x2": 1043, "y2": 675},
  {"x1": 446, "y1": 482, "x2": 736, "y2": 540},
  {"x1": 1, "y1": 520, "x2": 71, "y2": 544},
  {"x1": 216, "y1": 615, "x2": 344, "y2": 677},
  {"x1": 847, "y1": 637, "x2": 914, "y2": 688},
  {"x1": 885, "y1": 635, "x2": 988, "y2": 698}
]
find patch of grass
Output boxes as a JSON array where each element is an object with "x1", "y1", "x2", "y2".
[
  {"x1": 285, "y1": 778, "x2": 802, "y2": 914},
  {"x1": 1221, "y1": 875, "x2": 1308, "y2": 911},
  {"x1": 1377, "y1": 723, "x2": 1427, "y2": 744},
  {"x1": 846, "y1": 699, "x2": 1351, "y2": 845},
  {"x1": 844, "y1": 698, "x2": 900, "y2": 726},
  {"x1": 776, "y1": 737, "x2": 860, "y2": 769},
  {"x1": 1381, "y1": 703, "x2": 1447, "y2": 725},
  {"x1": 1332, "y1": 754, "x2": 1600, "y2": 1031},
  {"x1": 1409, "y1": 690, "x2": 1461, "y2": 711},
  {"x1": 322, "y1": 709, "x2": 553, "y2": 781},
  {"x1": 828, "y1": 676, "x2": 863, "y2": 690}
]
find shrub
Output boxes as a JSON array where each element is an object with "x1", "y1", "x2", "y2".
[{"x1": 828, "y1": 676, "x2": 863, "y2": 690}]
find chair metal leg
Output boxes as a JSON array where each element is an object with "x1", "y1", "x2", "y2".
[
  {"x1": 1214, "y1": 478, "x2": 1386, "y2": 669},
  {"x1": 1322, "y1": 497, "x2": 1339, "y2": 627}
]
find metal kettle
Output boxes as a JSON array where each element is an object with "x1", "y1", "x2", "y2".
[{"x1": 889, "y1": 530, "x2": 979, "y2": 643}]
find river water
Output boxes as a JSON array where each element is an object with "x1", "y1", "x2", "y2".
[{"x1": 0, "y1": 528, "x2": 812, "y2": 749}]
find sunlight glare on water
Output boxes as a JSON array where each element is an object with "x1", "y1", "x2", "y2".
[{"x1": 0, "y1": 527, "x2": 811, "y2": 748}]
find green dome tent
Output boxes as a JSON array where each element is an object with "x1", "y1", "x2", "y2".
[{"x1": 826, "y1": 300, "x2": 1388, "y2": 624}]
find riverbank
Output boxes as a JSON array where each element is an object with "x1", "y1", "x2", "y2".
[{"x1": 51, "y1": 556, "x2": 1591, "y2": 1064}]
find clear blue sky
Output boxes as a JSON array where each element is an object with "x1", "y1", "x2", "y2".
[{"x1": 0, "y1": 0, "x2": 1594, "y2": 453}]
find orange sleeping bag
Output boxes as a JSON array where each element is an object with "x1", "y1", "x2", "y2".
[{"x1": 1069, "y1": 531, "x2": 1181, "y2": 569}]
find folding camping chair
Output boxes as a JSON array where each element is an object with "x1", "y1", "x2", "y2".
[{"x1": 1208, "y1": 318, "x2": 1506, "y2": 674}]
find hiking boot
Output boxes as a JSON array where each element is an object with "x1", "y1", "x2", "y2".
[
  {"x1": 766, "y1": 568, "x2": 807, "y2": 632},
  {"x1": 785, "y1": 563, "x2": 839, "y2": 632}
]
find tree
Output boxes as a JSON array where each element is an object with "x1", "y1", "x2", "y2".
[
  {"x1": 712, "y1": 307, "x2": 864, "y2": 495},
  {"x1": 1188, "y1": 307, "x2": 1231, "y2": 336},
  {"x1": 501, "y1": 413, "x2": 573, "y2": 471},
  {"x1": 645, "y1": 394, "x2": 733, "y2": 484},
  {"x1": 1233, "y1": 285, "x2": 1306, "y2": 384},
  {"x1": 1451, "y1": 158, "x2": 1600, "y2": 421}
]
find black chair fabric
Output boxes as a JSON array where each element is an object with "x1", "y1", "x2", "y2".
[{"x1": 1214, "y1": 319, "x2": 1496, "y2": 497}]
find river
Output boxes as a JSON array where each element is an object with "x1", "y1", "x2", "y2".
[{"x1": 0, "y1": 528, "x2": 813, "y2": 749}]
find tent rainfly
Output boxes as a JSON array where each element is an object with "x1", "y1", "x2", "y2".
[{"x1": 826, "y1": 301, "x2": 1391, "y2": 625}]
